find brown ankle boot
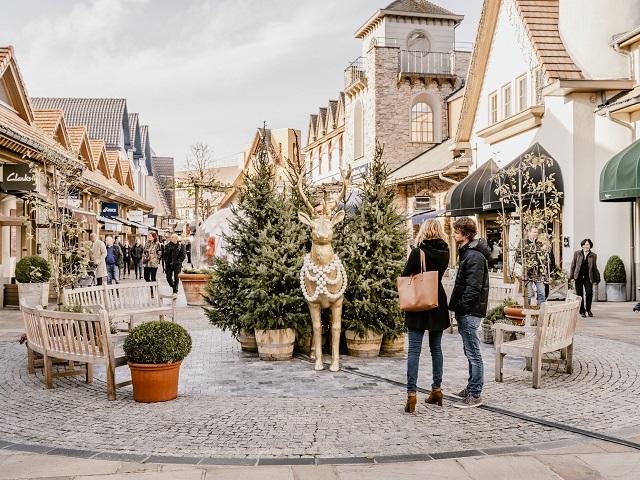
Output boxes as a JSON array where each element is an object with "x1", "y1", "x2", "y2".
[
  {"x1": 404, "y1": 392, "x2": 417, "y2": 413},
  {"x1": 425, "y1": 387, "x2": 443, "y2": 406}
]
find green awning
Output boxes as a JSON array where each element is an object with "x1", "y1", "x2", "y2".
[{"x1": 600, "y1": 138, "x2": 640, "y2": 202}]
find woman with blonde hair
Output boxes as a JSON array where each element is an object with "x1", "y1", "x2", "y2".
[{"x1": 401, "y1": 219, "x2": 450, "y2": 413}]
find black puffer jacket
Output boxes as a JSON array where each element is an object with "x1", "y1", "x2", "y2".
[
  {"x1": 163, "y1": 241, "x2": 186, "y2": 271},
  {"x1": 402, "y1": 238, "x2": 451, "y2": 331},
  {"x1": 448, "y1": 237, "x2": 491, "y2": 318}
]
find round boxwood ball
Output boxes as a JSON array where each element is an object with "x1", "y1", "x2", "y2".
[
  {"x1": 15, "y1": 255, "x2": 52, "y2": 283},
  {"x1": 123, "y1": 321, "x2": 192, "y2": 364}
]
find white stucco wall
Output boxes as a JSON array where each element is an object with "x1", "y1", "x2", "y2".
[{"x1": 559, "y1": 0, "x2": 640, "y2": 79}]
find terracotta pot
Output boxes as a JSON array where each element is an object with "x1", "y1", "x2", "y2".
[
  {"x1": 381, "y1": 333, "x2": 406, "y2": 353},
  {"x1": 128, "y1": 360, "x2": 182, "y2": 403},
  {"x1": 345, "y1": 330, "x2": 383, "y2": 357},
  {"x1": 178, "y1": 273, "x2": 212, "y2": 306},
  {"x1": 503, "y1": 305, "x2": 526, "y2": 325},
  {"x1": 238, "y1": 328, "x2": 258, "y2": 352},
  {"x1": 255, "y1": 328, "x2": 295, "y2": 361}
]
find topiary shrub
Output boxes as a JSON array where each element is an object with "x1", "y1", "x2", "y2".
[
  {"x1": 123, "y1": 321, "x2": 192, "y2": 364},
  {"x1": 603, "y1": 255, "x2": 626, "y2": 284},
  {"x1": 15, "y1": 255, "x2": 52, "y2": 283}
]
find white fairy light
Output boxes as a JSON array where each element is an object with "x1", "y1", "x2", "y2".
[{"x1": 300, "y1": 253, "x2": 347, "y2": 302}]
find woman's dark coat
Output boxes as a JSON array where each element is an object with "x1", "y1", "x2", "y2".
[{"x1": 401, "y1": 238, "x2": 451, "y2": 331}]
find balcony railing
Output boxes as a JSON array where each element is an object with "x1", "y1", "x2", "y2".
[
  {"x1": 399, "y1": 51, "x2": 452, "y2": 76},
  {"x1": 344, "y1": 56, "x2": 365, "y2": 89}
]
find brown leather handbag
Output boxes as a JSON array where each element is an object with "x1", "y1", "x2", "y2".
[{"x1": 397, "y1": 249, "x2": 438, "y2": 312}]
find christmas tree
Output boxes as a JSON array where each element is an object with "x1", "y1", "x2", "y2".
[{"x1": 335, "y1": 142, "x2": 408, "y2": 339}]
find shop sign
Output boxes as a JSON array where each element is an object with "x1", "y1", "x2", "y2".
[
  {"x1": 1, "y1": 164, "x2": 36, "y2": 191},
  {"x1": 101, "y1": 202, "x2": 119, "y2": 217},
  {"x1": 128, "y1": 210, "x2": 143, "y2": 223}
]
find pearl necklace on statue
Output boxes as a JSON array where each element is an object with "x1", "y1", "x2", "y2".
[{"x1": 300, "y1": 253, "x2": 347, "y2": 302}]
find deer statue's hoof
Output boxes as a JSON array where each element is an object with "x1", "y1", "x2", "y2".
[
  {"x1": 310, "y1": 350, "x2": 315, "y2": 359},
  {"x1": 329, "y1": 362, "x2": 340, "y2": 372},
  {"x1": 314, "y1": 360, "x2": 324, "y2": 371}
]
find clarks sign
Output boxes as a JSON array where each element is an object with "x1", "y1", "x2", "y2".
[
  {"x1": 101, "y1": 202, "x2": 119, "y2": 217},
  {"x1": 1, "y1": 164, "x2": 36, "y2": 191}
]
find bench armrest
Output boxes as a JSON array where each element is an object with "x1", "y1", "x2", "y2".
[{"x1": 492, "y1": 324, "x2": 536, "y2": 334}]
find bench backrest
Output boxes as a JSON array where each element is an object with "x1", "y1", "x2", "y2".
[
  {"x1": 20, "y1": 299, "x2": 47, "y2": 356},
  {"x1": 535, "y1": 300, "x2": 580, "y2": 351},
  {"x1": 566, "y1": 291, "x2": 580, "y2": 303},
  {"x1": 488, "y1": 282, "x2": 518, "y2": 310},
  {"x1": 36, "y1": 306, "x2": 113, "y2": 365},
  {"x1": 63, "y1": 285, "x2": 106, "y2": 310},
  {"x1": 103, "y1": 283, "x2": 160, "y2": 311}
]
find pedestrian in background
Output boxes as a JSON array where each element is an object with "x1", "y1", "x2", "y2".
[
  {"x1": 569, "y1": 238, "x2": 600, "y2": 318},
  {"x1": 88, "y1": 232, "x2": 107, "y2": 286},
  {"x1": 401, "y1": 219, "x2": 450, "y2": 413},
  {"x1": 143, "y1": 232, "x2": 163, "y2": 297},
  {"x1": 131, "y1": 238, "x2": 144, "y2": 280},
  {"x1": 105, "y1": 236, "x2": 123, "y2": 285},
  {"x1": 122, "y1": 240, "x2": 131, "y2": 279},
  {"x1": 164, "y1": 233, "x2": 186, "y2": 297},
  {"x1": 448, "y1": 216, "x2": 490, "y2": 409},
  {"x1": 522, "y1": 225, "x2": 546, "y2": 306}
]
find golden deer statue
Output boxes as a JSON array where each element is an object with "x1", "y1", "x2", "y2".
[{"x1": 297, "y1": 167, "x2": 351, "y2": 372}]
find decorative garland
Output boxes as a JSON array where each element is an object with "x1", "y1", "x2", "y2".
[{"x1": 300, "y1": 253, "x2": 347, "y2": 302}]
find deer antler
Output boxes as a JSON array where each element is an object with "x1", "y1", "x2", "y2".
[
  {"x1": 296, "y1": 171, "x2": 316, "y2": 216},
  {"x1": 335, "y1": 165, "x2": 352, "y2": 208}
]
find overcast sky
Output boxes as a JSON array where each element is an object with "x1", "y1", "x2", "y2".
[{"x1": 1, "y1": 0, "x2": 481, "y2": 169}]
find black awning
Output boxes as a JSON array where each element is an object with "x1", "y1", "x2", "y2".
[
  {"x1": 445, "y1": 158, "x2": 500, "y2": 217},
  {"x1": 482, "y1": 143, "x2": 564, "y2": 212}
]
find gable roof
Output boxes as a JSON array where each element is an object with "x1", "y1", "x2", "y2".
[
  {"x1": 128, "y1": 112, "x2": 141, "y2": 158},
  {"x1": 105, "y1": 150, "x2": 125, "y2": 184},
  {"x1": 0, "y1": 46, "x2": 34, "y2": 124},
  {"x1": 139, "y1": 124, "x2": 152, "y2": 173},
  {"x1": 30, "y1": 97, "x2": 131, "y2": 150},
  {"x1": 151, "y1": 156, "x2": 175, "y2": 214},
  {"x1": 356, "y1": 0, "x2": 463, "y2": 38},
  {"x1": 453, "y1": 0, "x2": 583, "y2": 149},
  {"x1": 89, "y1": 139, "x2": 111, "y2": 179},
  {"x1": 316, "y1": 108, "x2": 327, "y2": 136},
  {"x1": 67, "y1": 125, "x2": 95, "y2": 170},
  {"x1": 32, "y1": 109, "x2": 71, "y2": 149}
]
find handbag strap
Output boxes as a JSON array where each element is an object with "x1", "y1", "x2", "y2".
[{"x1": 419, "y1": 249, "x2": 427, "y2": 276}]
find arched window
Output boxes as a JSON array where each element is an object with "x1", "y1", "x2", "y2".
[
  {"x1": 407, "y1": 31, "x2": 431, "y2": 53},
  {"x1": 411, "y1": 102, "x2": 434, "y2": 142},
  {"x1": 354, "y1": 99, "x2": 364, "y2": 159}
]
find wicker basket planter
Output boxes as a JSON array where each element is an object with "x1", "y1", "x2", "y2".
[{"x1": 481, "y1": 323, "x2": 494, "y2": 344}]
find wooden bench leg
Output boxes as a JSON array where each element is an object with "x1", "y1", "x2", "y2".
[
  {"x1": 107, "y1": 353, "x2": 116, "y2": 401},
  {"x1": 86, "y1": 363, "x2": 93, "y2": 383},
  {"x1": 525, "y1": 357, "x2": 532, "y2": 371},
  {"x1": 532, "y1": 353, "x2": 543, "y2": 389},
  {"x1": 560, "y1": 347, "x2": 567, "y2": 360},
  {"x1": 43, "y1": 354, "x2": 54, "y2": 389},
  {"x1": 495, "y1": 350, "x2": 504, "y2": 382},
  {"x1": 565, "y1": 342, "x2": 574, "y2": 374}
]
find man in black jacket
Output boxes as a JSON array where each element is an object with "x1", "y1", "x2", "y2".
[
  {"x1": 131, "y1": 238, "x2": 144, "y2": 280},
  {"x1": 164, "y1": 233, "x2": 186, "y2": 297},
  {"x1": 448, "y1": 217, "x2": 491, "y2": 408}
]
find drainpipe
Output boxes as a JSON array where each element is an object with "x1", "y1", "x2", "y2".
[{"x1": 605, "y1": 111, "x2": 636, "y2": 300}]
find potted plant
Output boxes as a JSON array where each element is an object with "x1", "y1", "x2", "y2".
[
  {"x1": 123, "y1": 320, "x2": 192, "y2": 402},
  {"x1": 334, "y1": 142, "x2": 408, "y2": 357},
  {"x1": 15, "y1": 255, "x2": 52, "y2": 307},
  {"x1": 179, "y1": 267, "x2": 214, "y2": 306},
  {"x1": 483, "y1": 298, "x2": 518, "y2": 343},
  {"x1": 603, "y1": 255, "x2": 627, "y2": 302}
]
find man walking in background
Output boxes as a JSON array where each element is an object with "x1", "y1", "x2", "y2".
[
  {"x1": 88, "y1": 232, "x2": 107, "y2": 286},
  {"x1": 131, "y1": 238, "x2": 144, "y2": 280},
  {"x1": 164, "y1": 233, "x2": 186, "y2": 297},
  {"x1": 448, "y1": 217, "x2": 491, "y2": 409},
  {"x1": 105, "y1": 236, "x2": 123, "y2": 285}
]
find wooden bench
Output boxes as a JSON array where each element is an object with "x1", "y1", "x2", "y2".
[
  {"x1": 63, "y1": 281, "x2": 176, "y2": 331},
  {"x1": 494, "y1": 299, "x2": 581, "y2": 388},
  {"x1": 20, "y1": 299, "x2": 131, "y2": 400}
]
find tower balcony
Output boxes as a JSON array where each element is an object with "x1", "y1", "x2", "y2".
[
  {"x1": 344, "y1": 57, "x2": 367, "y2": 96},
  {"x1": 398, "y1": 51, "x2": 457, "y2": 85}
]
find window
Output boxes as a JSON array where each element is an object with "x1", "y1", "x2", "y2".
[
  {"x1": 517, "y1": 75, "x2": 528, "y2": 111},
  {"x1": 407, "y1": 31, "x2": 431, "y2": 53},
  {"x1": 354, "y1": 100, "x2": 364, "y2": 159},
  {"x1": 411, "y1": 102, "x2": 434, "y2": 142},
  {"x1": 489, "y1": 92, "x2": 498, "y2": 124},
  {"x1": 502, "y1": 83, "x2": 512, "y2": 118}
]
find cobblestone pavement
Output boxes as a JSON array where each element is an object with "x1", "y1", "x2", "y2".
[{"x1": 1, "y1": 300, "x2": 640, "y2": 461}]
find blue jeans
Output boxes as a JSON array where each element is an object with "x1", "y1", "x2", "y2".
[
  {"x1": 134, "y1": 258, "x2": 143, "y2": 278},
  {"x1": 406, "y1": 329, "x2": 443, "y2": 393},
  {"x1": 457, "y1": 315, "x2": 484, "y2": 397},
  {"x1": 106, "y1": 264, "x2": 120, "y2": 285},
  {"x1": 527, "y1": 280, "x2": 546, "y2": 306}
]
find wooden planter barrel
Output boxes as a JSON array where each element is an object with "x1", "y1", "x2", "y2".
[
  {"x1": 238, "y1": 328, "x2": 258, "y2": 352},
  {"x1": 345, "y1": 330, "x2": 383, "y2": 357},
  {"x1": 381, "y1": 334, "x2": 406, "y2": 353},
  {"x1": 178, "y1": 273, "x2": 212, "y2": 306},
  {"x1": 128, "y1": 360, "x2": 182, "y2": 403},
  {"x1": 255, "y1": 328, "x2": 295, "y2": 361}
]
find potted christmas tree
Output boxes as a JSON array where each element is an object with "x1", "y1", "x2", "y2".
[{"x1": 335, "y1": 142, "x2": 408, "y2": 356}]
